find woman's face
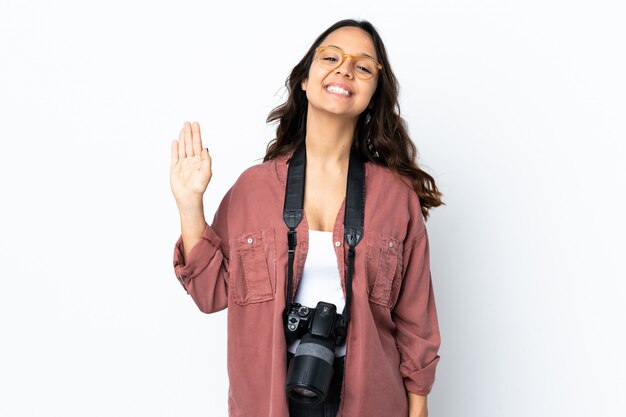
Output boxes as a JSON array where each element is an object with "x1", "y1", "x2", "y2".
[{"x1": 301, "y1": 26, "x2": 379, "y2": 121}]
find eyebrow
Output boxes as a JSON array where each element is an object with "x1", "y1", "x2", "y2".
[{"x1": 328, "y1": 44, "x2": 377, "y2": 61}]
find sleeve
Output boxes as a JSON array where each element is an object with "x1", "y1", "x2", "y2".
[
  {"x1": 391, "y1": 213, "x2": 442, "y2": 396},
  {"x1": 173, "y1": 186, "x2": 233, "y2": 314}
]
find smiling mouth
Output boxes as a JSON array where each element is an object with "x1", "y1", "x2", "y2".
[{"x1": 325, "y1": 85, "x2": 353, "y2": 97}]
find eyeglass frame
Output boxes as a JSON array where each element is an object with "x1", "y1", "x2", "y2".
[{"x1": 314, "y1": 45, "x2": 382, "y2": 80}]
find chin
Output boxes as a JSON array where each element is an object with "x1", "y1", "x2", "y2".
[{"x1": 312, "y1": 103, "x2": 361, "y2": 118}]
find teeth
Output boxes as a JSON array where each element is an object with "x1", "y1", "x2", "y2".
[{"x1": 326, "y1": 85, "x2": 351, "y2": 96}]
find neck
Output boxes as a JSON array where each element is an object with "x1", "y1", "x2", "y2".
[{"x1": 304, "y1": 107, "x2": 357, "y2": 169}]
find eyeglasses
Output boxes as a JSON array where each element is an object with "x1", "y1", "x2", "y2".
[{"x1": 314, "y1": 45, "x2": 382, "y2": 80}]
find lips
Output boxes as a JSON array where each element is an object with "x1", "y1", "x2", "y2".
[{"x1": 324, "y1": 83, "x2": 353, "y2": 97}]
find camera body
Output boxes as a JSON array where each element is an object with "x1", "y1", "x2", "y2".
[{"x1": 284, "y1": 301, "x2": 347, "y2": 347}]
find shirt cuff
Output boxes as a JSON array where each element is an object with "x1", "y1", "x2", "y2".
[
  {"x1": 173, "y1": 222, "x2": 223, "y2": 290},
  {"x1": 401, "y1": 354, "x2": 441, "y2": 396}
]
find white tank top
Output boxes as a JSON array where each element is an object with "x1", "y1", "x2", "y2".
[{"x1": 286, "y1": 229, "x2": 347, "y2": 357}]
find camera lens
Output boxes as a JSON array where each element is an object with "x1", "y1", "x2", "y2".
[
  {"x1": 285, "y1": 333, "x2": 335, "y2": 405},
  {"x1": 292, "y1": 387, "x2": 317, "y2": 397}
]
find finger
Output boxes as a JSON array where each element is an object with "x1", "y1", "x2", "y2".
[
  {"x1": 202, "y1": 146, "x2": 211, "y2": 162},
  {"x1": 171, "y1": 140, "x2": 179, "y2": 167},
  {"x1": 184, "y1": 121, "x2": 194, "y2": 157},
  {"x1": 192, "y1": 121, "x2": 203, "y2": 156},
  {"x1": 178, "y1": 128, "x2": 186, "y2": 159}
]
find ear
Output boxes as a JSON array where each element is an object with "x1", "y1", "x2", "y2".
[{"x1": 301, "y1": 78, "x2": 308, "y2": 91}]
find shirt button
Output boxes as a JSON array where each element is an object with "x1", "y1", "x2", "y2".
[
  {"x1": 247, "y1": 237, "x2": 253, "y2": 244},
  {"x1": 335, "y1": 241, "x2": 341, "y2": 247},
  {"x1": 389, "y1": 242, "x2": 394, "y2": 248}
]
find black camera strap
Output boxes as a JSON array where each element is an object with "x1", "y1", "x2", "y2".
[{"x1": 282, "y1": 141, "x2": 365, "y2": 330}]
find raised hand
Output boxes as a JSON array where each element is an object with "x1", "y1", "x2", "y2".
[{"x1": 170, "y1": 121, "x2": 212, "y2": 205}]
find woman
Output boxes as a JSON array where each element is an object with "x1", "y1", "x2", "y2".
[{"x1": 170, "y1": 19, "x2": 443, "y2": 417}]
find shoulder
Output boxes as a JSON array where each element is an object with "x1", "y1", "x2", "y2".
[
  {"x1": 232, "y1": 157, "x2": 276, "y2": 186},
  {"x1": 366, "y1": 161, "x2": 418, "y2": 199},
  {"x1": 224, "y1": 157, "x2": 281, "y2": 203},
  {"x1": 366, "y1": 161, "x2": 425, "y2": 243}
]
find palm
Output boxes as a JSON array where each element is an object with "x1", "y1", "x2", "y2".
[{"x1": 170, "y1": 121, "x2": 212, "y2": 202}]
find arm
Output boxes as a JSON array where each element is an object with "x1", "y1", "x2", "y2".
[
  {"x1": 408, "y1": 392, "x2": 428, "y2": 417},
  {"x1": 173, "y1": 187, "x2": 233, "y2": 314},
  {"x1": 178, "y1": 198, "x2": 207, "y2": 263},
  {"x1": 171, "y1": 121, "x2": 230, "y2": 314},
  {"x1": 392, "y1": 220, "x2": 441, "y2": 403}
]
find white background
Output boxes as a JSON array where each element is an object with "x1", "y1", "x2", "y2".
[{"x1": 1, "y1": 1, "x2": 624, "y2": 416}]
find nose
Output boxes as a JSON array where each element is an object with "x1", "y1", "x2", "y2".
[{"x1": 335, "y1": 56, "x2": 355, "y2": 78}]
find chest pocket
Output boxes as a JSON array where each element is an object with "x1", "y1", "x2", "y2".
[
  {"x1": 365, "y1": 230, "x2": 404, "y2": 308},
  {"x1": 231, "y1": 227, "x2": 276, "y2": 306}
]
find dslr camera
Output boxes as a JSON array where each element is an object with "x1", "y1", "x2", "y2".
[{"x1": 283, "y1": 301, "x2": 347, "y2": 404}]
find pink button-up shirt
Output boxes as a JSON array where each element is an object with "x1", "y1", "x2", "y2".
[{"x1": 173, "y1": 151, "x2": 441, "y2": 417}]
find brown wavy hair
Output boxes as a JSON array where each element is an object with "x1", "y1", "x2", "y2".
[{"x1": 262, "y1": 18, "x2": 444, "y2": 220}]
